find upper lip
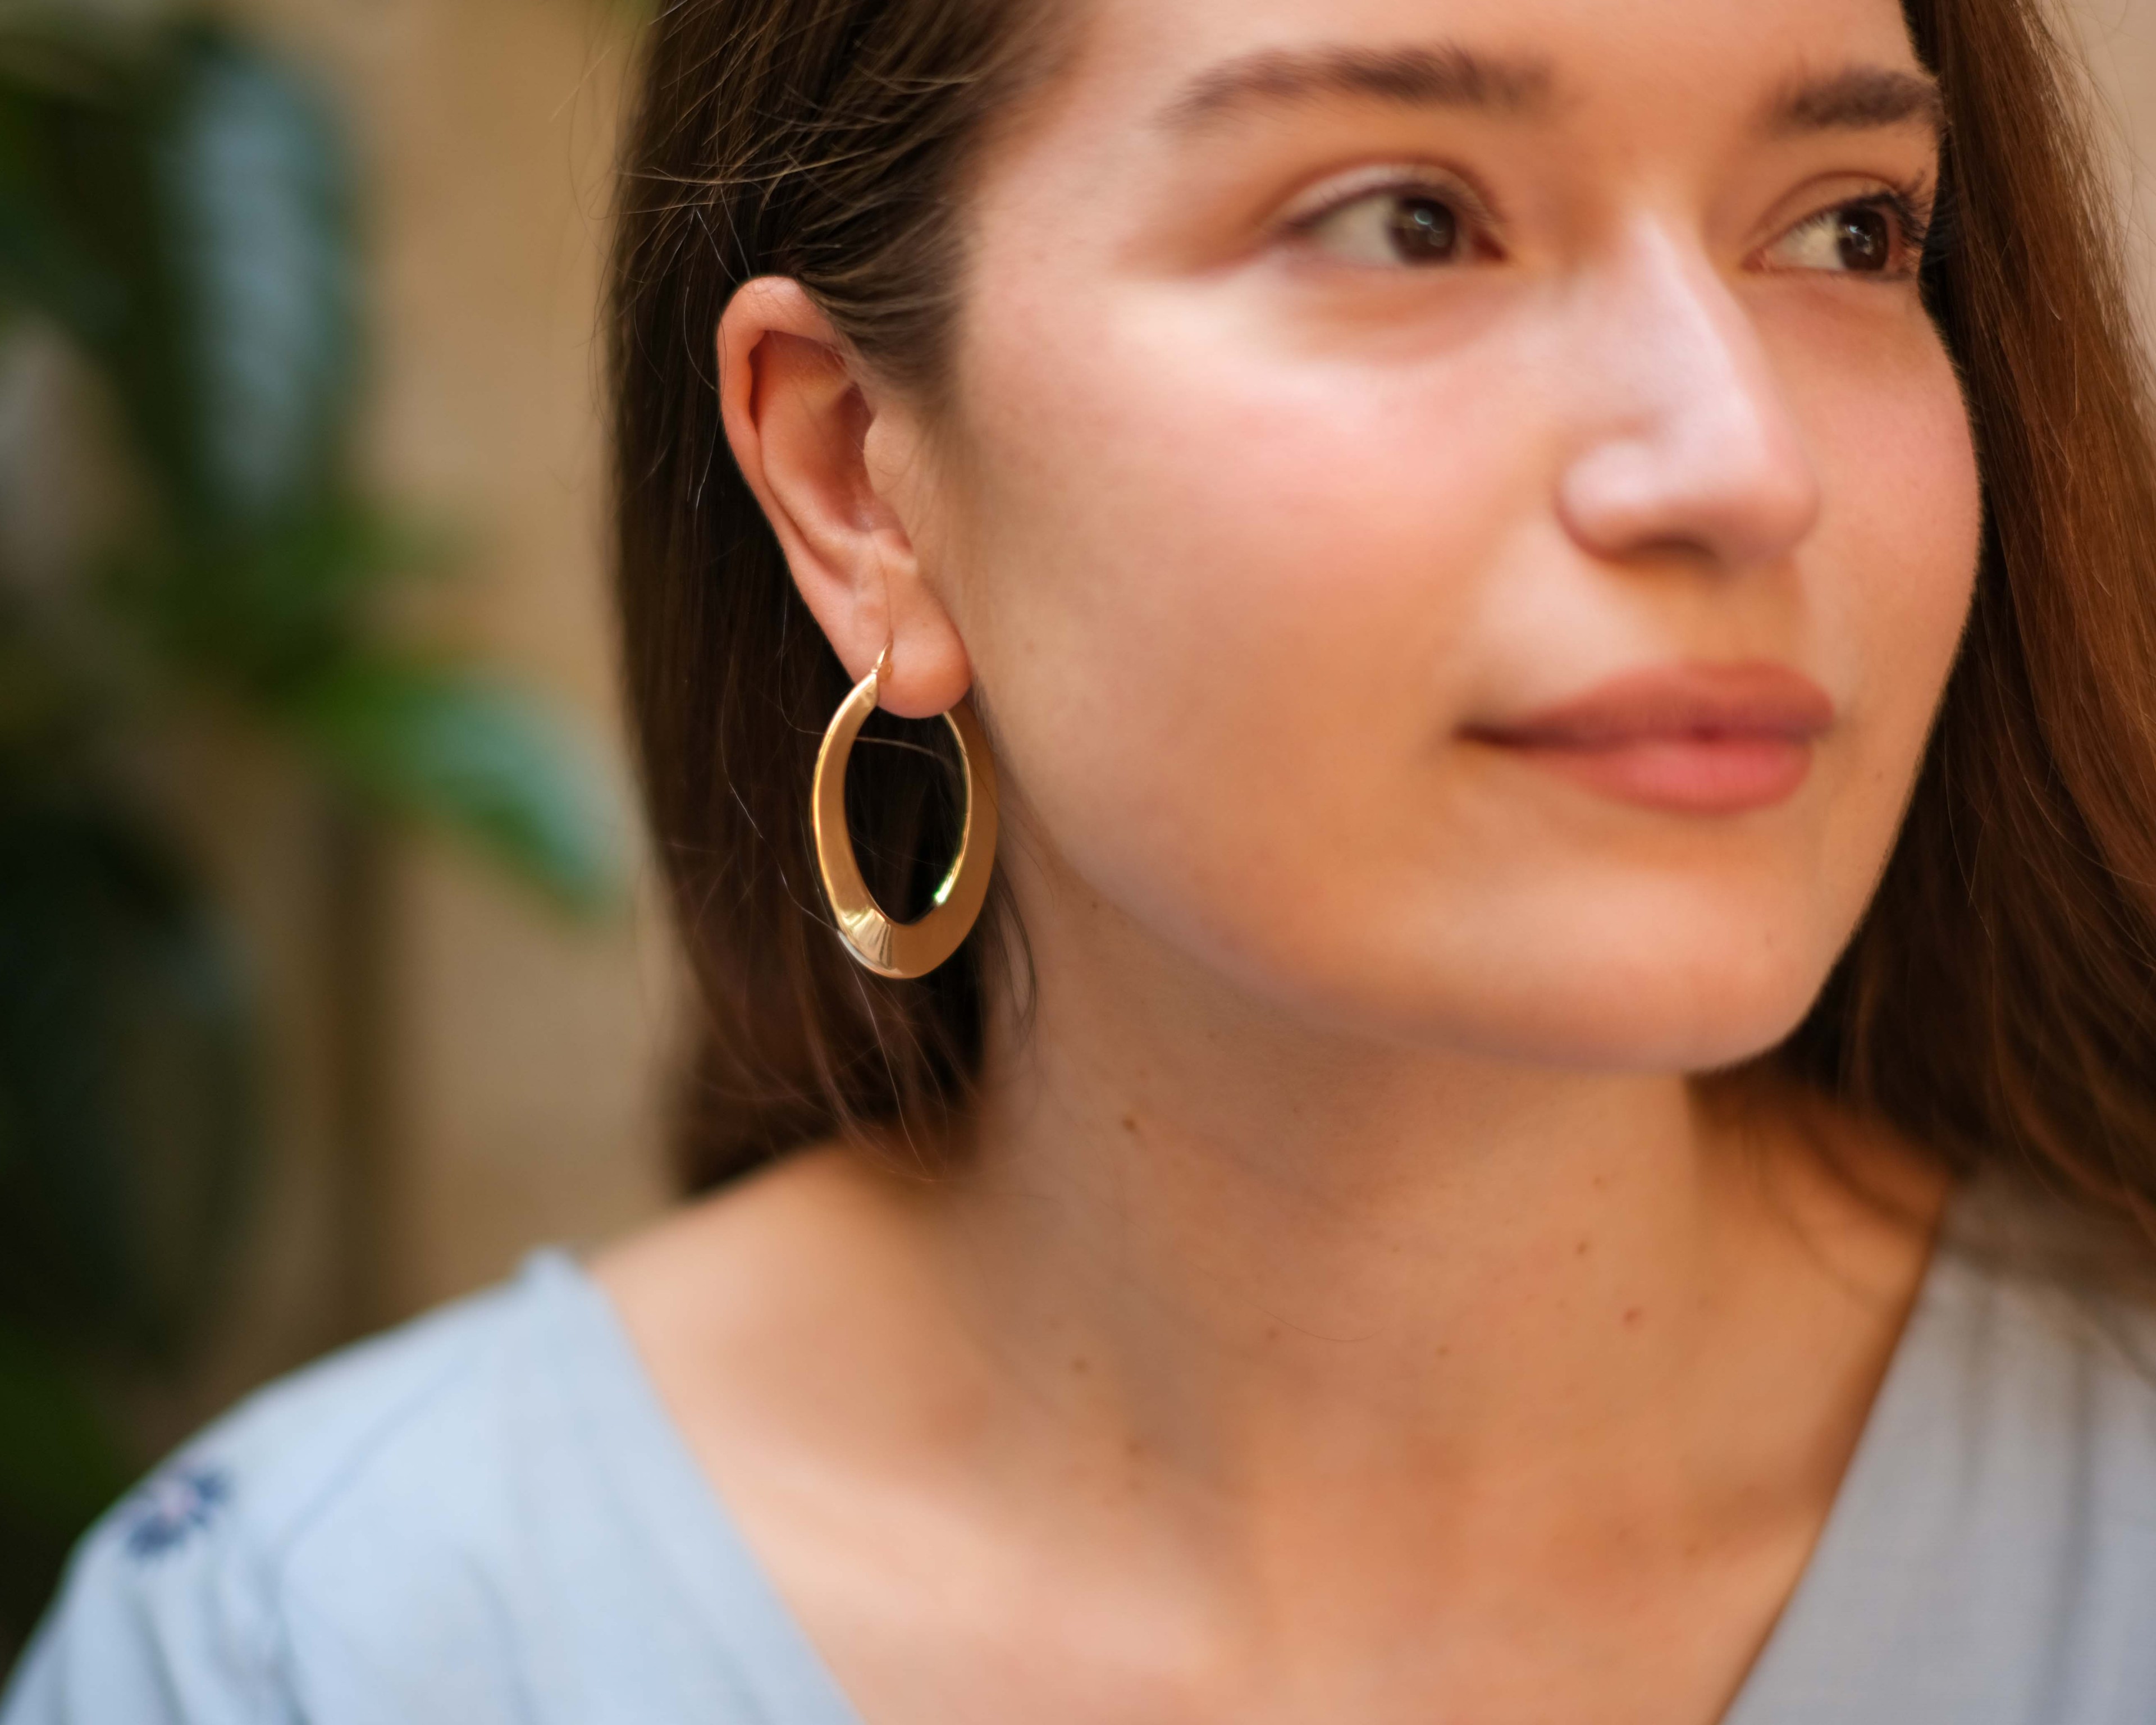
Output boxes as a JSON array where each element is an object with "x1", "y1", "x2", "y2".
[{"x1": 1467, "y1": 661, "x2": 1835, "y2": 747}]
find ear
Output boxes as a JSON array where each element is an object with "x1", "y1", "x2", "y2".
[{"x1": 718, "y1": 277, "x2": 971, "y2": 719}]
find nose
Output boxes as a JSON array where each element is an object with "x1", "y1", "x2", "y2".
[{"x1": 1555, "y1": 224, "x2": 1821, "y2": 571}]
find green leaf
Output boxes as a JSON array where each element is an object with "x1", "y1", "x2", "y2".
[
  {"x1": 0, "y1": 793, "x2": 255, "y2": 1359},
  {"x1": 147, "y1": 30, "x2": 357, "y2": 530},
  {"x1": 0, "y1": 1320, "x2": 129, "y2": 1533},
  {"x1": 0, "y1": 1314, "x2": 132, "y2": 1661},
  {"x1": 0, "y1": 23, "x2": 360, "y2": 534},
  {"x1": 0, "y1": 3, "x2": 156, "y2": 104},
  {"x1": 118, "y1": 496, "x2": 458, "y2": 695},
  {"x1": 0, "y1": 177, "x2": 116, "y2": 329},
  {"x1": 286, "y1": 657, "x2": 630, "y2": 918}
]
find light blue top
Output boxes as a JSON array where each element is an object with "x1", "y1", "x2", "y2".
[{"x1": 7, "y1": 1217, "x2": 2156, "y2": 1723}]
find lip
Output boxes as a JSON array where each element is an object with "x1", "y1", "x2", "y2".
[{"x1": 1465, "y1": 661, "x2": 1835, "y2": 815}]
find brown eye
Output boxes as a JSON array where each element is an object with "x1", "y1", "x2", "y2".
[
  {"x1": 1766, "y1": 198, "x2": 1910, "y2": 276},
  {"x1": 1388, "y1": 196, "x2": 1460, "y2": 263},
  {"x1": 1305, "y1": 188, "x2": 1469, "y2": 267},
  {"x1": 1833, "y1": 206, "x2": 1892, "y2": 272}
]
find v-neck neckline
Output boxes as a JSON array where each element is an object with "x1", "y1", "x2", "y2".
[
  {"x1": 538, "y1": 1203, "x2": 1966, "y2": 1725},
  {"x1": 538, "y1": 1252, "x2": 871, "y2": 1725},
  {"x1": 1715, "y1": 1233, "x2": 1974, "y2": 1722}
]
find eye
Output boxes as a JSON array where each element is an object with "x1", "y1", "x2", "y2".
[
  {"x1": 1764, "y1": 196, "x2": 1915, "y2": 276},
  {"x1": 1297, "y1": 185, "x2": 1477, "y2": 268}
]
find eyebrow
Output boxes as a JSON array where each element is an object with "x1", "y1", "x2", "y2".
[
  {"x1": 1760, "y1": 65, "x2": 1945, "y2": 137},
  {"x1": 1157, "y1": 45, "x2": 1943, "y2": 147},
  {"x1": 1159, "y1": 44, "x2": 1555, "y2": 132}
]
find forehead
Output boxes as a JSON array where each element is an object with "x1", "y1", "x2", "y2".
[{"x1": 1033, "y1": 0, "x2": 1925, "y2": 139}]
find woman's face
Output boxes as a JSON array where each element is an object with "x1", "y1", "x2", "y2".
[{"x1": 907, "y1": 0, "x2": 1979, "y2": 1068}]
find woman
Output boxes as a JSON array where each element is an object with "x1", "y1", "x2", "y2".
[{"x1": 11, "y1": 0, "x2": 2156, "y2": 1717}]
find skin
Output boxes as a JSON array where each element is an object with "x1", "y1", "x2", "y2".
[{"x1": 597, "y1": 0, "x2": 1982, "y2": 1719}]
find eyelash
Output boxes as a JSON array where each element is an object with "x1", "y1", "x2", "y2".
[
  {"x1": 1281, "y1": 170, "x2": 1940, "y2": 274},
  {"x1": 1282, "y1": 167, "x2": 1497, "y2": 248},
  {"x1": 1770, "y1": 180, "x2": 1936, "y2": 277}
]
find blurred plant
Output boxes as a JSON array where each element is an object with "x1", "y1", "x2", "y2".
[{"x1": 0, "y1": 0, "x2": 626, "y2": 1648}]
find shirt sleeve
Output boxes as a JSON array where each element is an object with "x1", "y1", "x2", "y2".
[{"x1": 1, "y1": 1462, "x2": 299, "y2": 1725}]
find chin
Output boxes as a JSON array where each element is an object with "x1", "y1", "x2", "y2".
[
  {"x1": 1257, "y1": 892, "x2": 1851, "y2": 1075},
  {"x1": 1456, "y1": 939, "x2": 1840, "y2": 1075},
  {"x1": 1565, "y1": 990, "x2": 1821, "y2": 1075}
]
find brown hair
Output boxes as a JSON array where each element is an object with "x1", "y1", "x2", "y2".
[
  {"x1": 1784, "y1": 0, "x2": 2156, "y2": 1230},
  {"x1": 609, "y1": 0, "x2": 2156, "y2": 1226}
]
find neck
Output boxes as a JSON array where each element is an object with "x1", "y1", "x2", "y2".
[
  {"x1": 918, "y1": 862, "x2": 1939, "y2": 1526},
  {"x1": 597, "y1": 852, "x2": 1948, "y2": 1708}
]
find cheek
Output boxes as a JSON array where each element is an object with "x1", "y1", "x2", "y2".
[
  {"x1": 945, "y1": 272, "x2": 1983, "y2": 1065},
  {"x1": 950, "y1": 285, "x2": 1537, "y2": 971},
  {"x1": 1797, "y1": 332, "x2": 1981, "y2": 898}
]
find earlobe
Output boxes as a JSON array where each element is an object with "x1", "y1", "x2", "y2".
[{"x1": 716, "y1": 277, "x2": 974, "y2": 720}]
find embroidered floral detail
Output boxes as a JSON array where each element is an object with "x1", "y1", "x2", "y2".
[{"x1": 121, "y1": 1463, "x2": 232, "y2": 1559}]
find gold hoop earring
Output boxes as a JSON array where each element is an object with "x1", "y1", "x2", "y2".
[{"x1": 811, "y1": 647, "x2": 999, "y2": 979}]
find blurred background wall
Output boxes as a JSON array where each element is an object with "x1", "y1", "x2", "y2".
[
  {"x1": 225, "y1": 0, "x2": 670, "y2": 1335},
  {"x1": 2081, "y1": 0, "x2": 2156, "y2": 326},
  {"x1": 0, "y1": 0, "x2": 673, "y2": 1641},
  {"x1": 8, "y1": 0, "x2": 2156, "y2": 1669},
  {"x1": 162, "y1": 0, "x2": 677, "y2": 1437}
]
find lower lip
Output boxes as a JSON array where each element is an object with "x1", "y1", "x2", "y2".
[{"x1": 1481, "y1": 734, "x2": 1816, "y2": 814}]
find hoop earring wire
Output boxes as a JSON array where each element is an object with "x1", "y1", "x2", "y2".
[{"x1": 811, "y1": 646, "x2": 999, "y2": 980}]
